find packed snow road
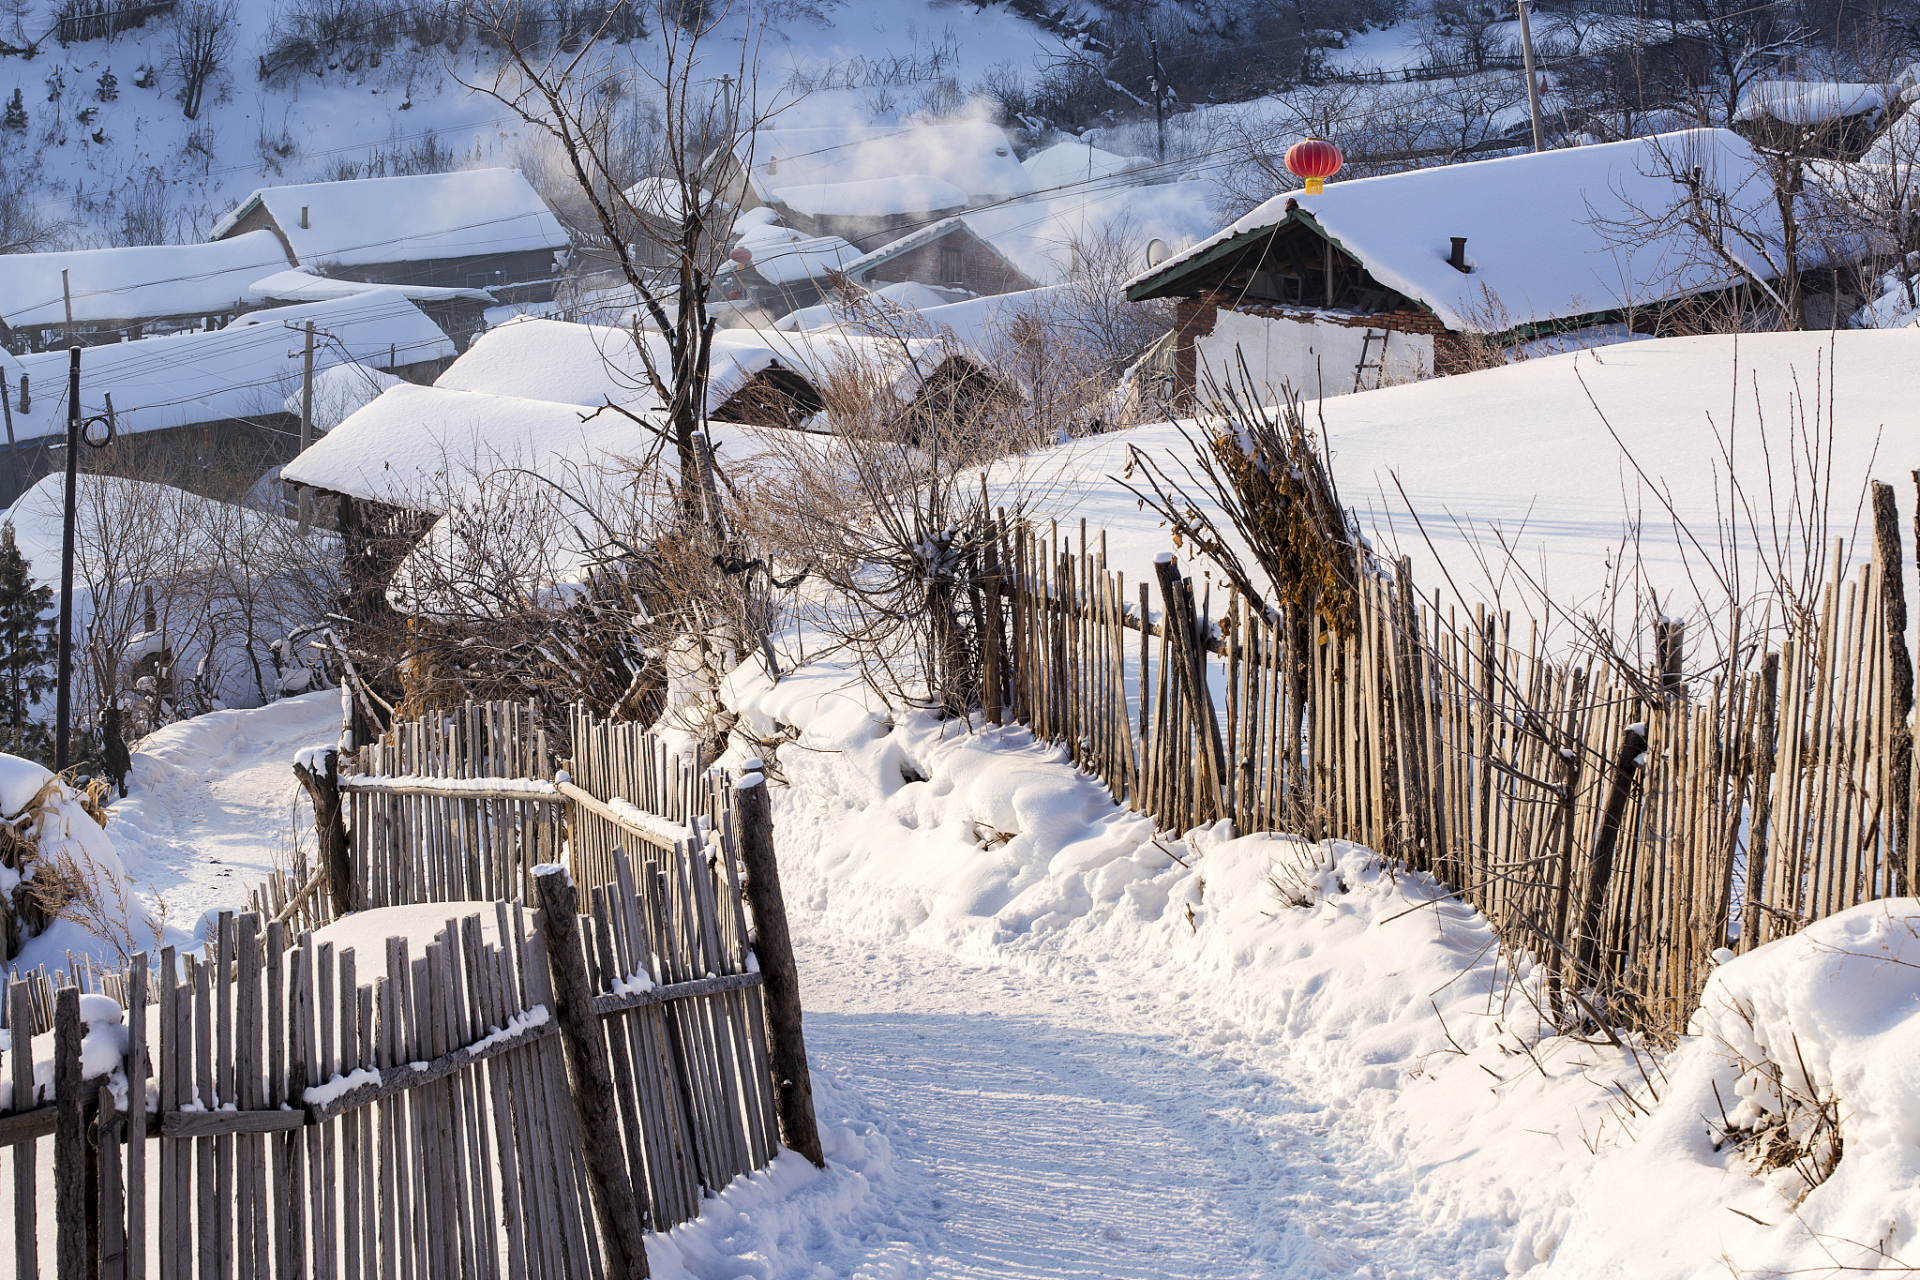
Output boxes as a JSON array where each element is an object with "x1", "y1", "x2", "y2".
[{"x1": 793, "y1": 922, "x2": 1439, "y2": 1280}]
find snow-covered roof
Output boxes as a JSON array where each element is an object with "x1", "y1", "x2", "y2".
[
  {"x1": 211, "y1": 168, "x2": 569, "y2": 269},
  {"x1": 838, "y1": 215, "x2": 1033, "y2": 288},
  {"x1": 226, "y1": 290, "x2": 457, "y2": 361},
  {"x1": 249, "y1": 268, "x2": 493, "y2": 304},
  {"x1": 1734, "y1": 81, "x2": 1893, "y2": 124},
  {"x1": 775, "y1": 280, "x2": 965, "y2": 330},
  {"x1": 1022, "y1": 140, "x2": 1150, "y2": 192},
  {"x1": 0, "y1": 231, "x2": 292, "y2": 330},
  {"x1": 1128, "y1": 130, "x2": 1781, "y2": 333},
  {"x1": 739, "y1": 124, "x2": 1033, "y2": 205},
  {"x1": 970, "y1": 180, "x2": 1216, "y2": 286},
  {"x1": 909, "y1": 286, "x2": 1071, "y2": 349},
  {"x1": 279, "y1": 383, "x2": 652, "y2": 508},
  {"x1": 725, "y1": 224, "x2": 861, "y2": 286},
  {"x1": 283, "y1": 363, "x2": 402, "y2": 433},
  {"x1": 2, "y1": 291, "x2": 454, "y2": 445},
  {"x1": 771, "y1": 175, "x2": 968, "y2": 218}
]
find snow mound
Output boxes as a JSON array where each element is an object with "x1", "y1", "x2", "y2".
[
  {"x1": 0, "y1": 753, "x2": 151, "y2": 970},
  {"x1": 1550, "y1": 899, "x2": 1920, "y2": 1278}
]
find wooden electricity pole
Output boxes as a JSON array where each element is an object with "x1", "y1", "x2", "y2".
[
  {"x1": 1149, "y1": 38, "x2": 1167, "y2": 162},
  {"x1": 297, "y1": 320, "x2": 315, "y2": 529},
  {"x1": 1517, "y1": 0, "x2": 1546, "y2": 152}
]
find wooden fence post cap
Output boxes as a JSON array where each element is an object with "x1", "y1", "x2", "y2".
[
  {"x1": 741, "y1": 757, "x2": 765, "y2": 773},
  {"x1": 1155, "y1": 551, "x2": 1175, "y2": 565},
  {"x1": 735, "y1": 774, "x2": 766, "y2": 793}
]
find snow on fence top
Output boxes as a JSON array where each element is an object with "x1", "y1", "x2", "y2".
[
  {"x1": 738, "y1": 122, "x2": 1034, "y2": 205},
  {"x1": 1733, "y1": 80, "x2": 1894, "y2": 124},
  {"x1": 0, "y1": 230, "x2": 291, "y2": 330},
  {"x1": 2, "y1": 291, "x2": 453, "y2": 446},
  {"x1": 210, "y1": 168, "x2": 570, "y2": 269},
  {"x1": 1127, "y1": 129, "x2": 1782, "y2": 333}
]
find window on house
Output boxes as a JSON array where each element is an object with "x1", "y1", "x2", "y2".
[{"x1": 939, "y1": 247, "x2": 964, "y2": 286}]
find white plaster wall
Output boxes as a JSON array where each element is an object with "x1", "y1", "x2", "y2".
[{"x1": 1193, "y1": 308, "x2": 1433, "y2": 399}]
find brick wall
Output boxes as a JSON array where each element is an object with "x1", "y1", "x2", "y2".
[{"x1": 1172, "y1": 296, "x2": 1219, "y2": 408}]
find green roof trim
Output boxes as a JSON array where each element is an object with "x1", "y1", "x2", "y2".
[{"x1": 1125, "y1": 209, "x2": 1301, "y2": 302}]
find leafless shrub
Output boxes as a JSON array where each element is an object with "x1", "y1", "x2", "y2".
[
  {"x1": 1708, "y1": 1015, "x2": 1843, "y2": 1203},
  {"x1": 168, "y1": 0, "x2": 235, "y2": 120},
  {"x1": 751, "y1": 319, "x2": 1055, "y2": 717}
]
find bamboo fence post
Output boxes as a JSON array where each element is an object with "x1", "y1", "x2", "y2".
[{"x1": 55, "y1": 986, "x2": 85, "y2": 1280}]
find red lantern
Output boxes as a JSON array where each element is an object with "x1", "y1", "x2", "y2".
[{"x1": 1285, "y1": 138, "x2": 1344, "y2": 195}]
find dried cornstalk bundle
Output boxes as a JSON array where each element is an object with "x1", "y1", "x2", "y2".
[{"x1": 1120, "y1": 357, "x2": 1364, "y2": 632}]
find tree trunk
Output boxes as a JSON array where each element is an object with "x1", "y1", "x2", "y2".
[
  {"x1": 292, "y1": 748, "x2": 354, "y2": 915},
  {"x1": 733, "y1": 773, "x2": 825, "y2": 1167}
]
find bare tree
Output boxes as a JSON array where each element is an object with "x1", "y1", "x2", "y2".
[
  {"x1": 1590, "y1": 131, "x2": 1805, "y2": 329},
  {"x1": 460, "y1": 0, "x2": 773, "y2": 534},
  {"x1": 170, "y1": 0, "x2": 237, "y2": 120}
]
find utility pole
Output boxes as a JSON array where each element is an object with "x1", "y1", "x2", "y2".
[
  {"x1": 297, "y1": 321, "x2": 315, "y2": 529},
  {"x1": 61, "y1": 269, "x2": 73, "y2": 347},
  {"x1": 1149, "y1": 38, "x2": 1167, "y2": 162},
  {"x1": 54, "y1": 352, "x2": 115, "y2": 769},
  {"x1": 1517, "y1": 0, "x2": 1546, "y2": 152},
  {"x1": 55, "y1": 349, "x2": 79, "y2": 770}
]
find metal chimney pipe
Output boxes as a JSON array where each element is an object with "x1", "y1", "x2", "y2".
[{"x1": 1449, "y1": 237, "x2": 1468, "y2": 272}]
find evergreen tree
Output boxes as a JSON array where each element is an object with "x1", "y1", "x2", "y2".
[
  {"x1": 0, "y1": 523, "x2": 55, "y2": 764},
  {"x1": 96, "y1": 67, "x2": 118, "y2": 103},
  {"x1": 3, "y1": 89, "x2": 26, "y2": 132}
]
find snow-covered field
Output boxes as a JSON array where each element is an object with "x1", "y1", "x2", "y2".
[{"x1": 1006, "y1": 329, "x2": 1920, "y2": 634}]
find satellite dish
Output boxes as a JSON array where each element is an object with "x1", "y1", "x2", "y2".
[{"x1": 1146, "y1": 238, "x2": 1171, "y2": 268}]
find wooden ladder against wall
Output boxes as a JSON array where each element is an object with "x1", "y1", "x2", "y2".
[{"x1": 1353, "y1": 329, "x2": 1386, "y2": 392}]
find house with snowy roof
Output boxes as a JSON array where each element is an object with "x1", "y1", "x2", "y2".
[
  {"x1": 721, "y1": 123, "x2": 1033, "y2": 252},
  {"x1": 1126, "y1": 129, "x2": 1787, "y2": 403},
  {"x1": 1732, "y1": 81, "x2": 1909, "y2": 160},
  {"x1": 0, "y1": 231, "x2": 292, "y2": 353},
  {"x1": 839, "y1": 217, "x2": 1037, "y2": 300},
  {"x1": 0, "y1": 290, "x2": 454, "y2": 507},
  {"x1": 713, "y1": 221, "x2": 863, "y2": 321},
  {"x1": 209, "y1": 168, "x2": 571, "y2": 302}
]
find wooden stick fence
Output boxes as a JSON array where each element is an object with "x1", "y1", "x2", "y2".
[
  {"x1": 11, "y1": 823, "x2": 792, "y2": 1279},
  {"x1": 989, "y1": 517, "x2": 1914, "y2": 1036},
  {"x1": 9, "y1": 694, "x2": 815, "y2": 1279}
]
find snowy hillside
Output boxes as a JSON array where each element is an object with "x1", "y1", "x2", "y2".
[{"x1": 0, "y1": 0, "x2": 1080, "y2": 249}]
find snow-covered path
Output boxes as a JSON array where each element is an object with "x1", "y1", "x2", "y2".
[
  {"x1": 794, "y1": 923, "x2": 1438, "y2": 1280},
  {"x1": 109, "y1": 692, "x2": 343, "y2": 954}
]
